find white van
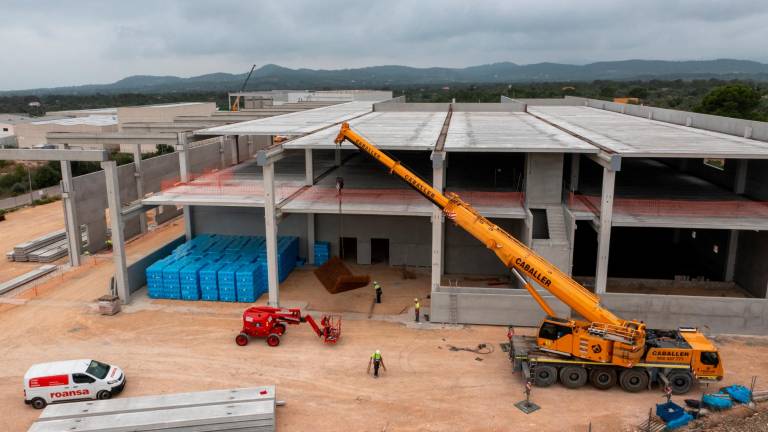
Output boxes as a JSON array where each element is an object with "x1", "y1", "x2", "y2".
[{"x1": 23, "y1": 359, "x2": 126, "y2": 409}]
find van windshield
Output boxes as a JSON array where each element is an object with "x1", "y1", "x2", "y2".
[{"x1": 85, "y1": 360, "x2": 111, "y2": 379}]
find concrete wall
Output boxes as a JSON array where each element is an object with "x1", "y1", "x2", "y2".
[
  {"x1": 444, "y1": 218, "x2": 525, "y2": 275},
  {"x1": 15, "y1": 122, "x2": 118, "y2": 149},
  {"x1": 525, "y1": 153, "x2": 564, "y2": 205},
  {"x1": 501, "y1": 96, "x2": 583, "y2": 107},
  {"x1": 316, "y1": 214, "x2": 432, "y2": 267},
  {"x1": 734, "y1": 230, "x2": 768, "y2": 298},
  {"x1": 430, "y1": 287, "x2": 768, "y2": 335}
]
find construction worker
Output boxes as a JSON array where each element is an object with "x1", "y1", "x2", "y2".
[
  {"x1": 367, "y1": 349, "x2": 386, "y2": 378},
  {"x1": 373, "y1": 281, "x2": 382, "y2": 304},
  {"x1": 414, "y1": 298, "x2": 421, "y2": 322}
]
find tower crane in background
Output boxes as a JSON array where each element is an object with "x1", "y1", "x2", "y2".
[
  {"x1": 230, "y1": 64, "x2": 257, "y2": 112},
  {"x1": 333, "y1": 122, "x2": 723, "y2": 394}
]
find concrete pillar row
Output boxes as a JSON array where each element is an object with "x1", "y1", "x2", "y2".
[
  {"x1": 595, "y1": 168, "x2": 616, "y2": 294},
  {"x1": 569, "y1": 154, "x2": 580, "y2": 192},
  {"x1": 305, "y1": 148, "x2": 314, "y2": 186},
  {"x1": 431, "y1": 153, "x2": 446, "y2": 292},
  {"x1": 131, "y1": 147, "x2": 147, "y2": 233},
  {"x1": 102, "y1": 161, "x2": 130, "y2": 304},
  {"x1": 263, "y1": 162, "x2": 280, "y2": 307},
  {"x1": 307, "y1": 213, "x2": 315, "y2": 265},
  {"x1": 177, "y1": 132, "x2": 193, "y2": 241}
]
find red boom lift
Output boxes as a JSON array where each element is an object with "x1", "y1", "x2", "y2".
[{"x1": 234, "y1": 306, "x2": 341, "y2": 347}]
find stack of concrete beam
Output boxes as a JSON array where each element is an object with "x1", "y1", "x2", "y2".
[
  {"x1": 7, "y1": 229, "x2": 87, "y2": 263},
  {"x1": 29, "y1": 386, "x2": 277, "y2": 432}
]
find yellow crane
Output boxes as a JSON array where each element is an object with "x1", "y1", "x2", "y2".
[
  {"x1": 334, "y1": 122, "x2": 723, "y2": 393},
  {"x1": 230, "y1": 64, "x2": 257, "y2": 112}
]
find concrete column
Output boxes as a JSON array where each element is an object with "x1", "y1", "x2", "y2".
[
  {"x1": 230, "y1": 136, "x2": 239, "y2": 165},
  {"x1": 131, "y1": 147, "x2": 147, "y2": 233},
  {"x1": 307, "y1": 213, "x2": 315, "y2": 265},
  {"x1": 334, "y1": 146, "x2": 341, "y2": 167},
  {"x1": 725, "y1": 230, "x2": 739, "y2": 282},
  {"x1": 569, "y1": 154, "x2": 580, "y2": 192},
  {"x1": 431, "y1": 153, "x2": 446, "y2": 292},
  {"x1": 263, "y1": 162, "x2": 279, "y2": 306},
  {"x1": 357, "y1": 238, "x2": 371, "y2": 265},
  {"x1": 734, "y1": 159, "x2": 748, "y2": 194},
  {"x1": 102, "y1": 161, "x2": 130, "y2": 303},
  {"x1": 595, "y1": 168, "x2": 616, "y2": 294},
  {"x1": 60, "y1": 160, "x2": 81, "y2": 267},
  {"x1": 219, "y1": 137, "x2": 227, "y2": 169},
  {"x1": 304, "y1": 148, "x2": 314, "y2": 186},
  {"x1": 177, "y1": 133, "x2": 193, "y2": 241}
]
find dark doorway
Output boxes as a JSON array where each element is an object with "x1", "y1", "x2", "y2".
[
  {"x1": 572, "y1": 220, "x2": 597, "y2": 277},
  {"x1": 371, "y1": 238, "x2": 390, "y2": 264},
  {"x1": 340, "y1": 237, "x2": 357, "y2": 262},
  {"x1": 531, "y1": 209, "x2": 550, "y2": 239}
]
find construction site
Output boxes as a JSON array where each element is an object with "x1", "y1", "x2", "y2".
[{"x1": 2, "y1": 90, "x2": 768, "y2": 431}]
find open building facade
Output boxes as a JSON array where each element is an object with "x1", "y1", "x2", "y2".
[{"x1": 16, "y1": 93, "x2": 768, "y2": 335}]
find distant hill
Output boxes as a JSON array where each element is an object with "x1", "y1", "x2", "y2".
[{"x1": 5, "y1": 59, "x2": 768, "y2": 95}]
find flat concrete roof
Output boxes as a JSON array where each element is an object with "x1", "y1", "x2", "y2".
[
  {"x1": 444, "y1": 112, "x2": 598, "y2": 153},
  {"x1": 284, "y1": 111, "x2": 446, "y2": 151},
  {"x1": 195, "y1": 101, "x2": 375, "y2": 136},
  {"x1": 530, "y1": 106, "x2": 768, "y2": 158}
]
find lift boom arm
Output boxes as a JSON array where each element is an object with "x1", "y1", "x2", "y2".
[{"x1": 334, "y1": 123, "x2": 624, "y2": 327}]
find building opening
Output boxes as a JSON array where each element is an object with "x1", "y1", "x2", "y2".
[
  {"x1": 370, "y1": 238, "x2": 390, "y2": 264},
  {"x1": 339, "y1": 237, "x2": 357, "y2": 262}
]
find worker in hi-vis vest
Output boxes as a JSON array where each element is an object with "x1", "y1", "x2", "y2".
[
  {"x1": 367, "y1": 350, "x2": 387, "y2": 378},
  {"x1": 414, "y1": 298, "x2": 421, "y2": 322},
  {"x1": 373, "y1": 281, "x2": 382, "y2": 304}
]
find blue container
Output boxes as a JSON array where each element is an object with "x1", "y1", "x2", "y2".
[
  {"x1": 666, "y1": 412, "x2": 693, "y2": 429},
  {"x1": 721, "y1": 385, "x2": 751, "y2": 404},
  {"x1": 703, "y1": 393, "x2": 733, "y2": 410},
  {"x1": 146, "y1": 257, "x2": 174, "y2": 298},
  {"x1": 656, "y1": 402, "x2": 686, "y2": 423},
  {"x1": 180, "y1": 260, "x2": 208, "y2": 300},
  {"x1": 199, "y1": 262, "x2": 227, "y2": 301},
  {"x1": 217, "y1": 263, "x2": 241, "y2": 302},
  {"x1": 236, "y1": 263, "x2": 260, "y2": 303}
]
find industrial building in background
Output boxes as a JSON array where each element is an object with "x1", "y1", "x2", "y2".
[{"x1": 4, "y1": 91, "x2": 768, "y2": 337}]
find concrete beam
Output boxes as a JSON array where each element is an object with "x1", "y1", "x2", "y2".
[
  {"x1": 725, "y1": 230, "x2": 739, "y2": 282},
  {"x1": 304, "y1": 148, "x2": 314, "y2": 186},
  {"x1": 256, "y1": 145, "x2": 286, "y2": 166},
  {"x1": 263, "y1": 163, "x2": 280, "y2": 306},
  {"x1": 102, "y1": 161, "x2": 130, "y2": 303},
  {"x1": 595, "y1": 168, "x2": 616, "y2": 294},
  {"x1": 0, "y1": 148, "x2": 109, "y2": 162},
  {"x1": 587, "y1": 151, "x2": 621, "y2": 171},
  {"x1": 48, "y1": 132, "x2": 177, "y2": 146},
  {"x1": 60, "y1": 161, "x2": 81, "y2": 266}
]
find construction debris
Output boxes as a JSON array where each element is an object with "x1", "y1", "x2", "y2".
[
  {"x1": 314, "y1": 256, "x2": 370, "y2": 294},
  {"x1": 29, "y1": 386, "x2": 277, "y2": 432},
  {"x1": 0, "y1": 265, "x2": 56, "y2": 295}
]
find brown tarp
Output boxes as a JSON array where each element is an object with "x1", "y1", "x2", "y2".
[{"x1": 314, "y1": 257, "x2": 370, "y2": 294}]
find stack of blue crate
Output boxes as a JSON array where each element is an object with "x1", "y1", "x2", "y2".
[
  {"x1": 180, "y1": 260, "x2": 207, "y2": 300},
  {"x1": 217, "y1": 262, "x2": 240, "y2": 302},
  {"x1": 161, "y1": 258, "x2": 193, "y2": 300},
  {"x1": 236, "y1": 263, "x2": 261, "y2": 303},
  {"x1": 199, "y1": 261, "x2": 226, "y2": 301},
  {"x1": 146, "y1": 257, "x2": 174, "y2": 298},
  {"x1": 314, "y1": 241, "x2": 330, "y2": 266}
]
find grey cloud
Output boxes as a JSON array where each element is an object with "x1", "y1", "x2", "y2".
[{"x1": 1, "y1": 0, "x2": 767, "y2": 90}]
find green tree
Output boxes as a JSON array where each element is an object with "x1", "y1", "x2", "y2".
[
  {"x1": 32, "y1": 164, "x2": 61, "y2": 189},
  {"x1": 695, "y1": 84, "x2": 763, "y2": 120},
  {"x1": 628, "y1": 87, "x2": 648, "y2": 99}
]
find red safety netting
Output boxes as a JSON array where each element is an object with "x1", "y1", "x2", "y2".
[{"x1": 567, "y1": 192, "x2": 768, "y2": 218}]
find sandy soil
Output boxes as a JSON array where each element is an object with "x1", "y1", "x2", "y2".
[
  {"x1": 0, "y1": 202, "x2": 67, "y2": 283},
  {"x1": 0, "y1": 210, "x2": 767, "y2": 431}
]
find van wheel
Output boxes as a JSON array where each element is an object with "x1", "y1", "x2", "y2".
[
  {"x1": 31, "y1": 398, "x2": 47, "y2": 409},
  {"x1": 97, "y1": 390, "x2": 112, "y2": 400}
]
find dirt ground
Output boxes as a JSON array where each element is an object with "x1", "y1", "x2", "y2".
[
  {"x1": 1, "y1": 211, "x2": 767, "y2": 431},
  {"x1": 0, "y1": 202, "x2": 66, "y2": 283},
  {"x1": 680, "y1": 402, "x2": 768, "y2": 432}
]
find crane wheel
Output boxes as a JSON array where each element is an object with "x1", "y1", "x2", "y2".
[
  {"x1": 266, "y1": 333, "x2": 281, "y2": 347},
  {"x1": 274, "y1": 323, "x2": 287, "y2": 335},
  {"x1": 235, "y1": 333, "x2": 249, "y2": 346},
  {"x1": 559, "y1": 366, "x2": 588, "y2": 389},
  {"x1": 533, "y1": 365, "x2": 558, "y2": 387},
  {"x1": 589, "y1": 367, "x2": 617, "y2": 390},
  {"x1": 619, "y1": 368, "x2": 649, "y2": 393},
  {"x1": 667, "y1": 371, "x2": 694, "y2": 395}
]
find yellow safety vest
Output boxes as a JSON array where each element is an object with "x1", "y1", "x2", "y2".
[
  {"x1": 415, "y1": 302, "x2": 420, "y2": 309},
  {"x1": 371, "y1": 352, "x2": 382, "y2": 361}
]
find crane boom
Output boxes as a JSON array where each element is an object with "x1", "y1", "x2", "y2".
[{"x1": 334, "y1": 122, "x2": 624, "y2": 327}]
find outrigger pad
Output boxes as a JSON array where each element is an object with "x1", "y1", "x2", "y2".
[
  {"x1": 514, "y1": 400, "x2": 540, "y2": 414},
  {"x1": 314, "y1": 257, "x2": 371, "y2": 294}
]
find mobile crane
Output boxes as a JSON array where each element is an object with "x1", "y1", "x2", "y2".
[{"x1": 334, "y1": 122, "x2": 723, "y2": 394}]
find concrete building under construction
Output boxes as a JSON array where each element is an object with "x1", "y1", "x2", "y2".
[{"x1": 13, "y1": 93, "x2": 768, "y2": 335}]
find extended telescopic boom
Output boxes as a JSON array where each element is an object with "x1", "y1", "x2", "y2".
[{"x1": 334, "y1": 122, "x2": 625, "y2": 327}]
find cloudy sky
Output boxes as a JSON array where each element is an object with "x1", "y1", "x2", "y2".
[{"x1": 2, "y1": 0, "x2": 767, "y2": 90}]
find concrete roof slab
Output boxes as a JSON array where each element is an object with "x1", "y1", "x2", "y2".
[
  {"x1": 195, "y1": 101, "x2": 376, "y2": 136},
  {"x1": 444, "y1": 112, "x2": 597, "y2": 153},
  {"x1": 530, "y1": 106, "x2": 768, "y2": 158},
  {"x1": 283, "y1": 111, "x2": 446, "y2": 151}
]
